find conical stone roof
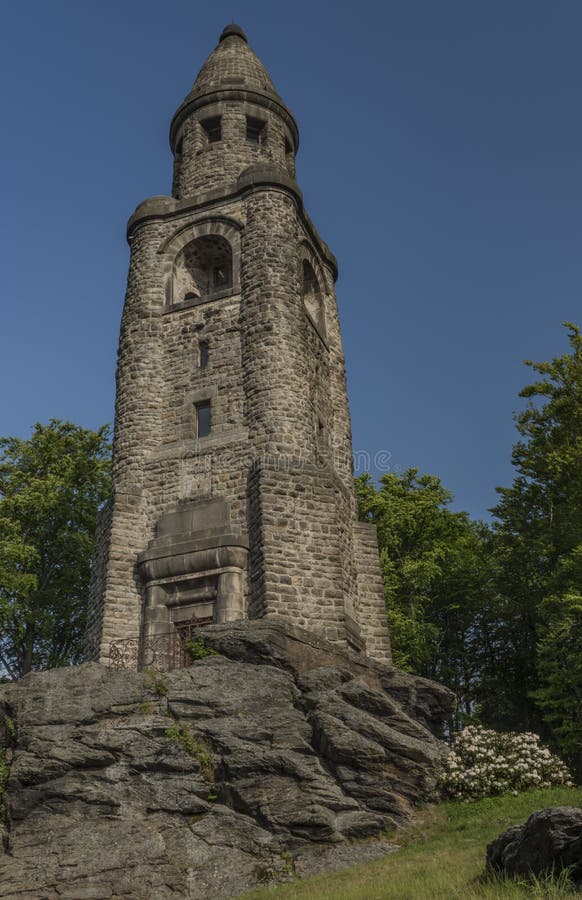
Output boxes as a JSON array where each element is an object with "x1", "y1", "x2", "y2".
[
  {"x1": 188, "y1": 24, "x2": 279, "y2": 100},
  {"x1": 170, "y1": 24, "x2": 298, "y2": 151}
]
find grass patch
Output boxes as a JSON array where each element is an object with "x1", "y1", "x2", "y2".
[
  {"x1": 3, "y1": 715, "x2": 15, "y2": 742},
  {"x1": 165, "y1": 723, "x2": 214, "y2": 780},
  {"x1": 144, "y1": 671, "x2": 169, "y2": 697},
  {"x1": 185, "y1": 637, "x2": 219, "y2": 660},
  {"x1": 243, "y1": 786, "x2": 582, "y2": 899}
]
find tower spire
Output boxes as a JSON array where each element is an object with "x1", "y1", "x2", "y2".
[
  {"x1": 169, "y1": 24, "x2": 299, "y2": 200},
  {"x1": 219, "y1": 23, "x2": 248, "y2": 42}
]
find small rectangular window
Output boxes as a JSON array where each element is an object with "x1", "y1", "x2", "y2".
[
  {"x1": 195, "y1": 400, "x2": 211, "y2": 438},
  {"x1": 199, "y1": 341, "x2": 209, "y2": 369},
  {"x1": 201, "y1": 116, "x2": 221, "y2": 143},
  {"x1": 246, "y1": 116, "x2": 266, "y2": 145}
]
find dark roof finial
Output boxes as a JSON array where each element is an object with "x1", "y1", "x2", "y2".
[{"x1": 219, "y1": 23, "x2": 248, "y2": 43}]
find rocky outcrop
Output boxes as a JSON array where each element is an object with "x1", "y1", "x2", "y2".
[
  {"x1": 487, "y1": 806, "x2": 582, "y2": 885},
  {"x1": 0, "y1": 621, "x2": 454, "y2": 899}
]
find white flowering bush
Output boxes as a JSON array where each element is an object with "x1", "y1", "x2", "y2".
[{"x1": 440, "y1": 725, "x2": 573, "y2": 800}]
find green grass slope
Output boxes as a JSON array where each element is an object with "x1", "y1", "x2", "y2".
[{"x1": 245, "y1": 787, "x2": 582, "y2": 899}]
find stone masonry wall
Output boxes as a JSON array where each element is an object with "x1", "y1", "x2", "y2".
[
  {"x1": 90, "y1": 177, "x2": 393, "y2": 663},
  {"x1": 91, "y1": 198, "x2": 250, "y2": 656},
  {"x1": 89, "y1": 26, "x2": 393, "y2": 664},
  {"x1": 175, "y1": 102, "x2": 293, "y2": 201},
  {"x1": 320, "y1": 263, "x2": 356, "y2": 494},
  {"x1": 90, "y1": 221, "x2": 167, "y2": 661},
  {"x1": 247, "y1": 459, "x2": 347, "y2": 645},
  {"x1": 354, "y1": 522, "x2": 392, "y2": 661},
  {"x1": 240, "y1": 189, "x2": 314, "y2": 457}
]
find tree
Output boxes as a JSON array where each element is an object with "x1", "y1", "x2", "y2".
[
  {"x1": 489, "y1": 323, "x2": 582, "y2": 768},
  {"x1": 534, "y1": 591, "x2": 582, "y2": 765},
  {"x1": 356, "y1": 324, "x2": 582, "y2": 764},
  {"x1": 356, "y1": 469, "x2": 493, "y2": 727},
  {"x1": 0, "y1": 420, "x2": 111, "y2": 679}
]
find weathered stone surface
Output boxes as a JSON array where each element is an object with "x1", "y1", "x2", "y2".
[
  {"x1": 0, "y1": 622, "x2": 454, "y2": 899},
  {"x1": 87, "y1": 23, "x2": 392, "y2": 668},
  {"x1": 486, "y1": 806, "x2": 582, "y2": 885}
]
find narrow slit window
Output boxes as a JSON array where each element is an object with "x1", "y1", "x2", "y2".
[
  {"x1": 201, "y1": 116, "x2": 221, "y2": 143},
  {"x1": 284, "y1": 137, "x2": 295, "y2": 175},
  {"x1": 246, "y1": 116, "x2": 266, "y2": 145},
  {"x1": 195, "y1": 400, "x2": 211, "y2": 438},
  {"x1": 199, "y1": 341, "x2": 209, "y2": 369}
]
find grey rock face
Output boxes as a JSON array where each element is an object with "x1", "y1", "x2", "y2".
[
  {"x1": 487, "y1": 806, "x2": 582, "y2": 885},
  {"x1": 0, "y1": 621, "x2": 454, "y2": 899}
]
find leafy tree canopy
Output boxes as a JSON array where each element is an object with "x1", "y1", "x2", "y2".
[
  {"x1": 490, "y1": 323, "x2": 582, "y2": 767},
  {"x1": 355, "y1": 468, "x2": 492, "y2": 727},
  {"x1": 0, "y1": 420, "x2": 111, "y2": 679},
  {"x1": 356, "y1": 324, "x2": 582, "y2": 773}
]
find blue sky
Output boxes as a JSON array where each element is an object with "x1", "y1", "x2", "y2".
[{"x1": 1, "y1": 1, "x2": 580, "y2": 520}]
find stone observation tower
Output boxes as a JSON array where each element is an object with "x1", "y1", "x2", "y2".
[{"x1": 87, "y1": 24, "x2": 391, "y2": 668}]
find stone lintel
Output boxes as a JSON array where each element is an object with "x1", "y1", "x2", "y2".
[{"x1": 139, "y1": 537, "x2": 248, "y2": 583}]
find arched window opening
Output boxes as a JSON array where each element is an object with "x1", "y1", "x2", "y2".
[
  {"x1": 173, "y1": 235, "x2": 233, "y2": 306},
  {"x1": 302, "y1": 260, "x2": 326, "y2": 338}
]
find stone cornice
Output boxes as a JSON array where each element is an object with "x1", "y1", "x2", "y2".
[
  {"x1": 127, "y1": 169, "x2": 338, "y2": 281},
  {"x1": 170, "y1": 88, "x2": 299, "y2": 154}
]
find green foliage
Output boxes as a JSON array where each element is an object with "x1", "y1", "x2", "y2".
[
  {"x1": 481, "y1": 864, "x2": 577, "y2": 895},
  {"x1": 0, "y1": 420, "x2": 111, "y2": 679},
  {"x1": 278, "y1": 851, "x2": 295, "y2": 878},
  {"x1": 355, "y1": 469, "x2": 493, "y2": 725},
  {"x1": 143, "y1": 670, "x2": 169, "y2": 697},
  {"x1": 440, "y1": 725, "x2": 572, "y2": 801},
  {"x1": 533, "y1": 592, "x2": 582, "y2": 762},
  {"x1": 3, "y1": 715, "x2": 15, "y2": 741},
  {"x1": 165, "y1": 723, "x2": 214, "y2": 779},
  {"x1": 356, "y1": 324, "x2": 582, "y2": 767},
  {"x1": 244, "y1": 787, "x2": 582, "y2": 899},
  {"x1": 185, "y1": 637, "x2": 219, "y2": 660},
  {"x1": 486, "y1": 324, "x2": 582, "y2": 768}
]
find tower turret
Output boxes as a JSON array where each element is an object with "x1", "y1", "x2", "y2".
[
  {"x1": 170, "y1": 24, "x2": 298, "y2": 199},
  {"x1": 87, "y1": 26, "x2": 391, "y2": 670}
]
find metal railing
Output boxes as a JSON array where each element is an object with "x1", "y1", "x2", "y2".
[{"x1": 109, "y1": 616, "x2": 214, "y2": 671}]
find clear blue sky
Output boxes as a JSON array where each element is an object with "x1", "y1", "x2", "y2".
[{"x1": 1, "y1": 1, "x2": 580, "y2": 520}]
